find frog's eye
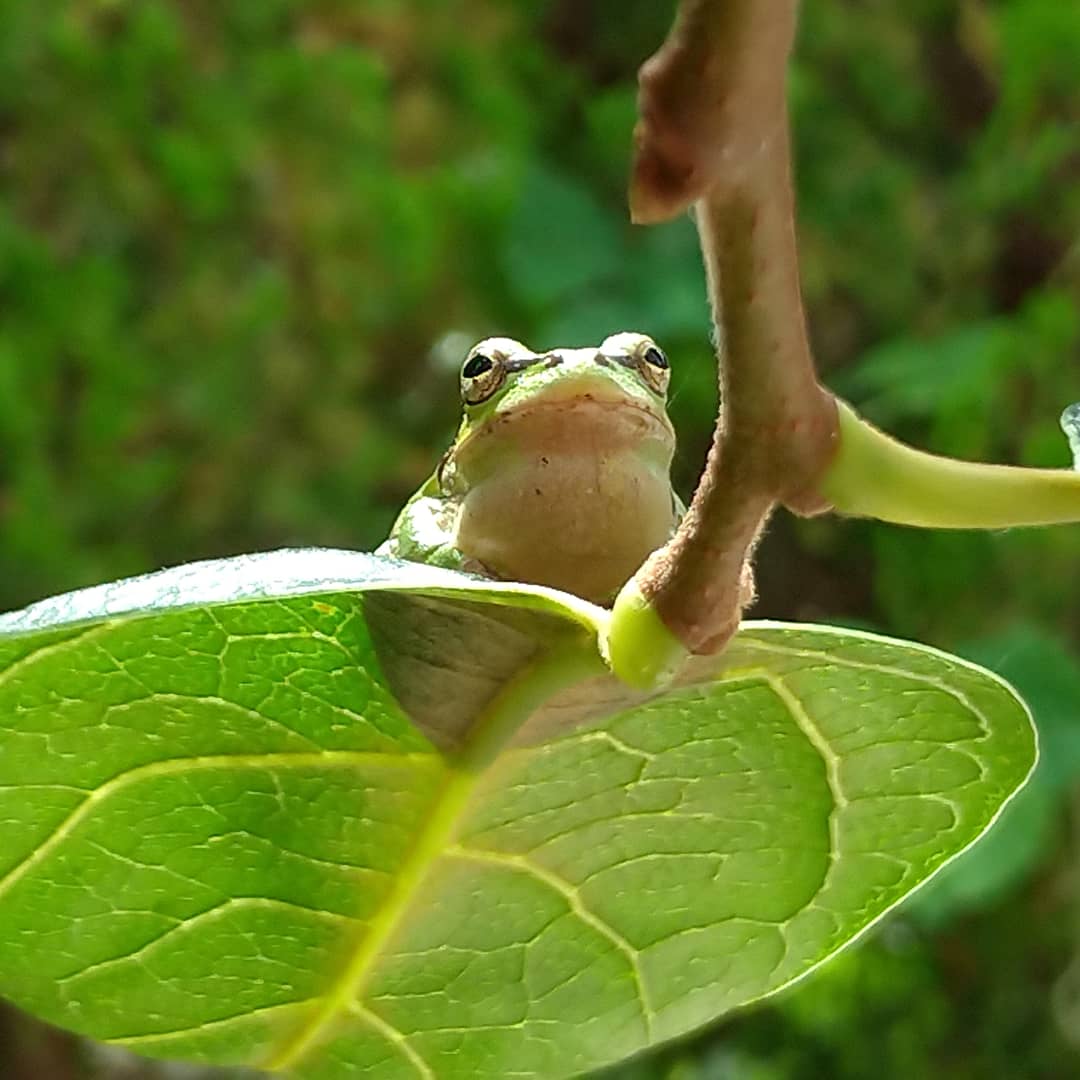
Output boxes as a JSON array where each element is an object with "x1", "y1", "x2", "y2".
[
  {"x1": 638, "y1": 344, "x2": 671, "y2": 395},
  {"x1": 461, "y1": 352, "x2": 505, "y2": 405}
]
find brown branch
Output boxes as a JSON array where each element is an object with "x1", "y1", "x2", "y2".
[{"x1": 629, "y1": 0, "x2": 839, "y2": 654}]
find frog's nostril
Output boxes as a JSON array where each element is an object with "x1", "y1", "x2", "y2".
[
  {"x1": 593, "y1": 352, "x2": 611, "y2": 367},
  {"x1": 543, "y1": 354, "x2": 563, "y2": 368}
]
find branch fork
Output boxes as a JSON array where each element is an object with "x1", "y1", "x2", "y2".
[{"x1": 603, "y1": 0, "x2": 1080, "y2": 688}]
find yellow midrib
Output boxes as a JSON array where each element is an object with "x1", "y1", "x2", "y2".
[
  {"x1": 265, "y1": 637, "x2": 603, "y2": 1073},
  {"x1": 265, "y1": 758, "x2": 477, "y2": 1071}
]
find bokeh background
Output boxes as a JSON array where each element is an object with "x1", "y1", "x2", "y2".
[{"x1": 1, "y1": 0, "x2": 1078, "y2": 1077}]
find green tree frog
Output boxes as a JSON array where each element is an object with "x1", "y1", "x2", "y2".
[{"x1": 379, "y1": 332, "x2": 683, "y2": 605}]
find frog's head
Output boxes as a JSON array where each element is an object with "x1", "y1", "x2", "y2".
[
  {"x1": 442, "y1": 333, "x2": 681, "y2": 604},
  {"x1": 449, "y1": 332, "x2": 674, "y2": 467}
]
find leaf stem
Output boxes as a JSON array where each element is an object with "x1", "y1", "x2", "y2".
[{"x1": 823, "y1": 400, "x2": 1080, "y2": 528}]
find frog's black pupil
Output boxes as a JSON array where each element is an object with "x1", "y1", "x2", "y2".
[
  {"x1": 644, "y1": 346, "x2": 669, "y2": 370},
  {"x1": 463, "y1": 353, "x2": 494, "y2": 379}
]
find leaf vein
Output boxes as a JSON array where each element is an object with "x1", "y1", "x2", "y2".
[
  {"x1": 107, "y1": 998, "x2": 317, "y2": 1047},
  {"x1": 0, "y1": 751, "x2": 435, "y2": 906},
  {"x1": 58, "y1": 897, "x2": 356, "y2": 987},
  {"x1": 0, "y1": 622, "x2": 119, "y2": 691},
  {"x1": 348, "y1": 1002, "x2": 435, "y2": 1079},
  {"x1": 760, "y1": 673, "x2": 846, "y2": 888},
  {"x1": 449, "y1": 844, "x2": 655, "y2": 1044}
]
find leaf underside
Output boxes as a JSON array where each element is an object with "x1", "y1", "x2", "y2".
[{"x1": 0, "y1": 550, "x2": 1035, "y2": 1078}]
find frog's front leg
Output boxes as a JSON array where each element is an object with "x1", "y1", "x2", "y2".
[{"x1": 378, "y1": 494, "x2": 498, "y2": 580}]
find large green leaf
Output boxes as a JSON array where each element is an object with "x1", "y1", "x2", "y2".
[{"x1": 0, "y1": 549, "x2": 1034, "y2": 1078}]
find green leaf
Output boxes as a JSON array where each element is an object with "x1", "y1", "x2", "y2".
[
  {"x1": 0, "y1": 550, "x2": 1034, "y2": 1077},
  {"x1": 909, "y1": 624, "x2": 1080, "y2": 926}
]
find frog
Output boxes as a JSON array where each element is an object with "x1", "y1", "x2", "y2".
[{"x1": 378, "y1": 332, "x2": 684, "y2": 606}]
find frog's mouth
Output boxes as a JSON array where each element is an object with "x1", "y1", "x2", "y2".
[{"x1": 471, "y1": 378, "x2": 674, "y2": 448}]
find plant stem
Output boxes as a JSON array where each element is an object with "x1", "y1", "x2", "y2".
[
  {"x1": 824, "y1": 401, "x2": 1080, "y2": 528},
  {"x1": 607, "y1": 0, "x2": 1080, "y2": 687},
  {"x1": 620, "y1": 0, "x2": 838, "y2": 661},
  {"x1": 630, "y1": 0, "x2": 797, "y2": 224}
]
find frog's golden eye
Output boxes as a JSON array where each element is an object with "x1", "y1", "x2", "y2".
[
  {"x1": 638, "y1": 344, "x2": 671, "y2": 395},
  {"x1": 461, "y1": 352, "x2": 506, "y2": 405}
]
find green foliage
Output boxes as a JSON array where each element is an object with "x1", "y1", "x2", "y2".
[
  {"x1": 0, "y1": 0, "x2": 1077, "y2": 1077},
  {"x1": 909, "y1": 624, "x2": 1080, "y2": 925},
  {"x1": 0, "y1": 553, "x2": 1034, "y2": 1076}
]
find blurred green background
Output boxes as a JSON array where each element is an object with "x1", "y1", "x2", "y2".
[{"x1": 0, "y1": 0, "x2": 1078, "y2": 1077}]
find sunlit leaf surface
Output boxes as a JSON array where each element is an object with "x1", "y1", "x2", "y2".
[{"x1": 0, "y1": 551, "x2": 1035, "y2": 1078}]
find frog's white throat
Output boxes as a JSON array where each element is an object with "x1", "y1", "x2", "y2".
[{"x1": 448, "y1": 397, "x2": 678, "y2": 605}]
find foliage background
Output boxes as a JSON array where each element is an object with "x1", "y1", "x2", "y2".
[{"x1": 0, "y1": 0, "x2": 1078, "y2": 1076}]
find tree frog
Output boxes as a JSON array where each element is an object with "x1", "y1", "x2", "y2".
[{"x1": 379, "y1": 332, "x2": 683, "y2": 605}]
